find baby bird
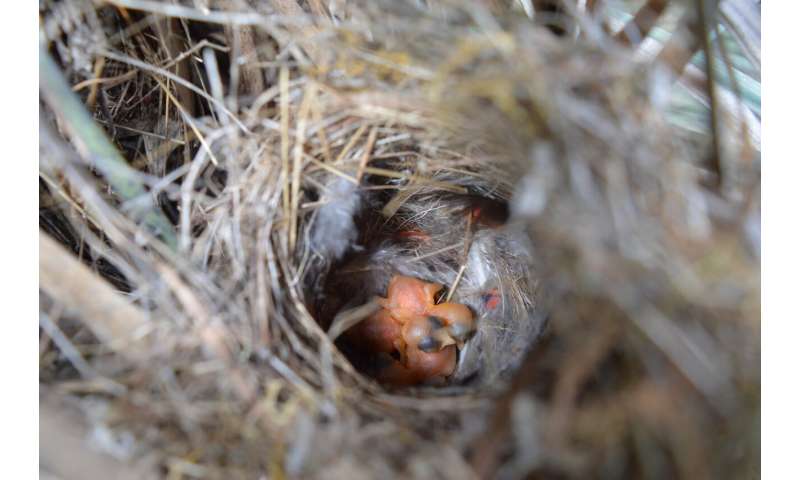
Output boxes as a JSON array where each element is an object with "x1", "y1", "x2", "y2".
[
  {"x1": 348, "y1": 308, "x2": 402, "y2": 355},
  {"x1": 347, "y1": 275, "x2": 476, "y2": 386},
  {"x1": 377, "y1": 343, "x2": 457, "y2": 386},
  {"x1": 379, "y1": 275, "x2": 442, "y2": 321},
  {"x1": 380, "y1": 275, "x2": 477, "y2": 348},
  {"x1": 401, "y1": 315, "x2": 454, "y2": 353}
]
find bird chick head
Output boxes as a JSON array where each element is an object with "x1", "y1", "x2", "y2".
[
  {"x1": 427, "y1": 303, "x2": 475, "y2": 345},
  {"x1": 402, "y1": 315, "x2": 456, "y2": 353},
  {"x1": 380, "y1": 275, "x2": 442, "y2": 321}
]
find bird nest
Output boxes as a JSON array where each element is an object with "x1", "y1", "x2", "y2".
[{"x1": 39, "y1": 1, "x2": 760, "y2": 478}]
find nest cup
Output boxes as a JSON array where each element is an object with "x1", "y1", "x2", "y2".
[
  {"x1": 39, "y1": 0, "x2": 760, "y2": 478},
  {"x1": 311, "y1": 168, "x2": 546, "y2": 388}
]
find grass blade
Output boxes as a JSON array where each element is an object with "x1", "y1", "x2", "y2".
[{"x1": 39, "y1": 47, "x2": 177, "y2": 250}]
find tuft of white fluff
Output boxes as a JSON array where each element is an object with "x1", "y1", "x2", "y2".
[{"x1": 311, "y1": 178, "x2": 361, "y2": 260}]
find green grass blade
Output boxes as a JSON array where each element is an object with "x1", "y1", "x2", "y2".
[{"x1": 39, "y1": 47, "x2": 177, "y2": 250}]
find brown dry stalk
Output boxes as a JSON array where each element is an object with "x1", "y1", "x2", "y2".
[
  {"x1": 280, "y1": 66, "x2": 291, "y2": 222},
  {"x1": 86, "y1": 56, "x2": 106, "y2": 108},
  {"x1": 615, "y1": 0, "x2": 670, "y2": 47},
  {"x1": 290, "y1": 82, "x2": 318, "y2": 252},
  {"x1": 654, "y1": 2, "x2": 723, "y2": 186},
  {"x1": 655, "y1": 9, "x2": 703, "y2": 78},
  {"x1": 355, "y1": 126, "x2": 379, "y2": 183},
  {"x1": 156, "y1": 17, "x2": 196, "y2": 117},
  {"x1": 225, "y1": 24, "x2": 266, "y2": 96}
]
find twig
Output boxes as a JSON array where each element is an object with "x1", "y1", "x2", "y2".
[
  {"x1": 225, "y1": 23, "x2": 265, "y2": 98},
  {"x1": 444, "y1": 208, "x2": 476, "y2": 302},
  {"x1": 39, "y1": 312, "x2": 97, "y2": 379},
  {"x1": 654, "y1": 10, "x2": 703, "y2": 78},
  {"x1": 290, "y1": 83, "x2": 317, "y2": 252},
  {"x1": 356, "y1": 126, "x2": 379, "y2": 183},
  {"x1": 713, "y1": 19, "x2": 755, "y2": 164},
  {"x1": 334, "y1": 124, "x2": 368, "y2": 164},
  {"x1": 614, "y1": 0, "x2": 670, "y2": 47},
  {"x1": 102, "y1": 0, "x2": 268, "y2": 26},
  {"x1": 307, "y1": 156, "x2": 359, "y2": 185},
  {"x1": 327, "y1": 298, "x2": 383, "y2": 341},
  {"x1": 444, "y1": 264, "x2": 467, "y2": 303},
  {"x1": 695, "y1": 0, "x2": 723, "y2": 187},
  {"x1": 280, "y1": 66, "x2": 291, "y2": 225},
  {"x1": 155, "y1": 17, "x2": 196, "y2": 117},
  {"x1": 86, "y1": 57, "x2": 105, "y2": 108}
]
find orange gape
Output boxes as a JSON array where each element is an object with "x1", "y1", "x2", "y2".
[{"x1": 350, "y1": 275, "x2": 475, "y2": 386}]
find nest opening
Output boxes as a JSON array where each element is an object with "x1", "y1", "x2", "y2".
[{"x1": 308, "y1": 166, "x2": 541, "y2": 389}]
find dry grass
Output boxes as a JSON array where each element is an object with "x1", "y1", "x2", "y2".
[{"x1": 39, "y1": 1, "x2": 759, "y2": 478}]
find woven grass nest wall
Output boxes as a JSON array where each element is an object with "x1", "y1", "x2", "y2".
[{"x1": 39, "y1": 1, "x2": 760, "y2": 478}]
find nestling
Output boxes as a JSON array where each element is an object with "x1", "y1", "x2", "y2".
[{"x1": 347, "y1": 274, "x2": 476, "y2": 385}]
